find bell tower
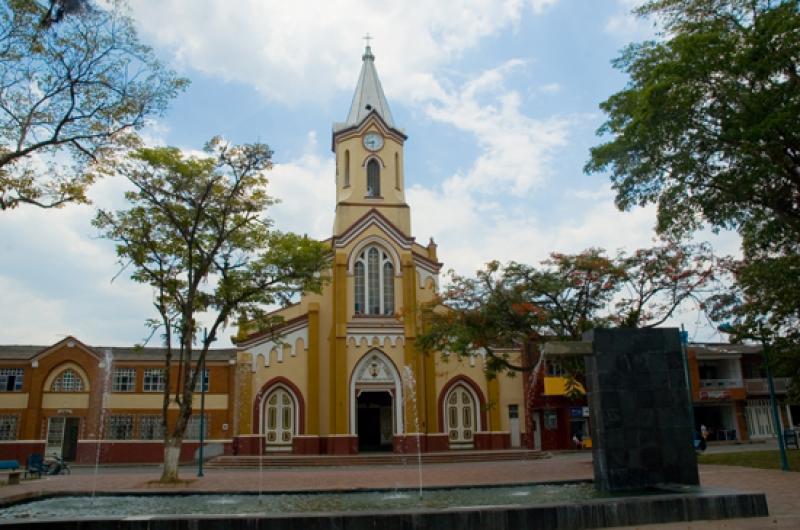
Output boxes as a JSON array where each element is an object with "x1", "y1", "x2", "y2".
[{"x1": 332, "y1": 45, "x2": 410, "y2": 236}]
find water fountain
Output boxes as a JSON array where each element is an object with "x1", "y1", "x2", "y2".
[
  {"x1": 92, "y1": 348, "x2": 114, "y2": 498},
  {"x1": 0, "y1": 329, "x2": 770, "y2": 529},
  {"x1": 401, "y1": 365, "x2": 423, "y2": 499}
]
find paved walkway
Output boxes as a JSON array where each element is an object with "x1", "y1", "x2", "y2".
[{"x1": 0, "y1": 452, "x2": 796, "y2": 529}]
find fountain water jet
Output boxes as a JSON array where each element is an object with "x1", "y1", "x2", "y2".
[
  {"x1": 401, "y1": 366, "x2": 422, "y2": 500},
  {"x1": 93, "y1": 348, "x2": 114, "y2": 498}
]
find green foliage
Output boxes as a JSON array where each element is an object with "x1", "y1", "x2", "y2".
[
  {"x1": 418, "y1": 240, "x2": 717, "y2": 387},
  {"x1": 0, "y1": 0, "x2": 187, "y2": 210},
  {"x1": 589, "y1": 0, "x2": 800, "y2": 399},
  {"x1": 94, "y1": 138, "x2": 329, "y2": 479},
  {"x1": 587, "y1": 0, "x2": 800, "y2": 253},
  {"x1": 706, "y1": 255, "x2": 800, "y2": 403}
]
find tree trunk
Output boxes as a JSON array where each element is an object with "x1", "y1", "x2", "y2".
[{"x1": 160, "y1": 435, "x2": 182, "y2": 482}]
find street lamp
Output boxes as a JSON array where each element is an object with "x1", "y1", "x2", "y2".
[{"x1": 718, "y1": 322, "x2": 790, "y2": 471}]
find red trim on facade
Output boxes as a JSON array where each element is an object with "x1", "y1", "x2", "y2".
[
  {"x1": 332, "y1": 208, "x2": 414, "y2": 247},
  {"x1": 0, "y1": 442, "x2": 46, "y2": 462},
  {"x1": 437, "y1": 375, "x2": 488, "y2": 434},
  {"x1": 251, "y1": 377, "x2": 306, "y2": 436},
  {"x1": 74, "y1": 440, "x2": 233, "y2": 464},
  {"x1": 474, "y1": 432, "x2": 510, "y2": 450},
  {"x1": 236, "y1": 314, "x2": 309, "y2": 347}
]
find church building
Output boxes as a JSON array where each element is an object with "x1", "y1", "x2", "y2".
[
  {"x1": 0, "y1": 47, "x2": 531, "y2": 464},
  {"x1": 230, "y1": 45, "x2": 527, "y2": 455}
]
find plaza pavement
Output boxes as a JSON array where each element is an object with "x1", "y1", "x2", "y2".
[{"x1": 0, "y1": 449, "x2": 797, "y2": 529}]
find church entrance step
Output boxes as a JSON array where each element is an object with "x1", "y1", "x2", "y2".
[{"x1": 206, "y1": 449, "x2": 545, "y2": 468}]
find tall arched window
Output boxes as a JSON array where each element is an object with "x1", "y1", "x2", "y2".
[
  {"x1": 344, "y1": 150, "x2": 350, "y2": 187},
  {"x1": 354, "y1": 246, "x2": 394, "y2": 315},
  {"x1": 394, "y1": 152, "x2": 400, "y2": 189},
  {"x1": 366, "y1": 159, "x2": 380, "y2": 197}
]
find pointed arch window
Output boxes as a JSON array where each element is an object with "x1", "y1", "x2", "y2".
[
  {"x1": 354, "y1": 246, "x2": 394, "y2": 316},
  {"x1": 366, "y1": 159, "x2": 380, "y2": 197}
]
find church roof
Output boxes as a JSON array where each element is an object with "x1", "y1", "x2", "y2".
[{"x1": 338, "y1": 45, "x2": 395, "y2": 130}]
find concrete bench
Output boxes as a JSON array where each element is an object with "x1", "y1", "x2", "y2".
[{"x1": 0, "y1": 460, "x2": 21, "y2": 485}]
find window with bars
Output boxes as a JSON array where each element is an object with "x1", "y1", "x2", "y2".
[
  {"x1": 185, "y1": 415, "x2": 209, "y2": 440},
  {"x1": 189, "y1": 369, "x2": 209, "y2": 392},
  {"x1": 106, "y1": 415, "x2": 134, "y2": 440},
  {"x1": 353, "y1": 246, "x2": 394, "y2": 316},
  {"x1": 0, "y1": 369, "x2": 23, "y2": 391},
  {"x1": 51, "y1": 369, "x2": 84, "y2": 392},
  {"x1": 138, "y1": 415, "x2": 164, "y2": 440},
  {"x1": 0, "y1": 415, "x2": 18, "y2": 440},
  {"x1": 112, "y1": 368, "x2": 136, "y2": 392},
  {"x1": 143, "y1": 369, "x2": 165, "y2": 392}
]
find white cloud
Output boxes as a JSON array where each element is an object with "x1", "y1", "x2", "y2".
[
  {"x1": 538, "y1": 82, "x2": 561, "y2": 94},
  {"x1": 128, "y1": 0, "x2": 558, "y2": 104},
  {"x1": 421, "y1": 60, "x2": 571, "y2": 195},
  {"x1": 267, "y1": 132, "x2": 336, "y2": 239},
  {"x1": 604, "y1": 0, "x2": 656, "y2": 40}
]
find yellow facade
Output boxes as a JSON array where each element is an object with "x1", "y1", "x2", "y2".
[{"x1": 235, "y1": 46, "x2": 527, "y2": 454}]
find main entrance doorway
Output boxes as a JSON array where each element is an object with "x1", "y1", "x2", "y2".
[
  {"x1": 356, "y1": 391, "x2": 393, "y2": 452},
  {"x1": 350, "y1": 349, "x2": 404, "y2": 452},
  {"x1": 45, "y1": 417, "x2": 80, "y2": 460}
]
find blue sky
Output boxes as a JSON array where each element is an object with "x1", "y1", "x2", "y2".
[{"x1": 0, "y1": 0, "x2": 740, "y2": 347}]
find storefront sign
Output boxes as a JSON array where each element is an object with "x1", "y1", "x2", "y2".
[
  {"x1": 699, "y1": 389, "x2": 730, "y2": 400},
  {"x1": 570, "y1": 407, "x2": 583, "y2": 418}
]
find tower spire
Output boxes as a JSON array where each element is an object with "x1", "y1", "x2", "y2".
[{"x1": 344, "y1": 38, "x2": 395, "y2": 128}]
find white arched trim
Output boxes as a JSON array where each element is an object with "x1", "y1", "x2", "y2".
[
  {"x1": 347, "y1": 236, "x2": 402, "y2": 276},
  {"x1": 443, "y1": 382, "x2": 482, "y2": 432},
  {"x1": 259, "y1": 383, "x2": 300, "y2": 439},
  {"x1": 360, "y1": 153, "x2": 386, "y2": 168},
  {"x1": 349, "y1": 349, "x2": 404, "y2": 436},
  {"x1": 44, "y1": 362, "x2": 91, "y2": 392}
]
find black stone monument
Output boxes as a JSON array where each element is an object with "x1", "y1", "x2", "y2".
[{"x1": 584, "y1": 328, "x2": 699, "y2": 491}]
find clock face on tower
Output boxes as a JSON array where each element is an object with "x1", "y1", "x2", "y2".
[{"x1": 363, "y1": 132, "x2": 384, "y2": 151}]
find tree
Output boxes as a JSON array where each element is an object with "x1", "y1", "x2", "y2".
[
  {"x1": 615, "y1": 240, "x2": 717, "y2": 328},
  {"x1": 0, "y1": 0, "x2": 187, "y2": 210},
  {"x1": 418, "y1": 241, "x2": 717, "y2": 388},
  {"x1": 585, "y1": 0, "x2": 800, "y2": 393},
  {"x1": 585, "y1": 0, "x2": 800, "y2": 255},
  {"x1": 706, "y1": 255, "x2": 800, "y2": 402},
  {"x1": 94, "y1": 138, "x2": 329, "y2": 482}
]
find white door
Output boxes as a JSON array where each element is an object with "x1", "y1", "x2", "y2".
[
  {"x1": 509, "y1": 405, "x2": 521, "y2": 447},
  {"x1": 447, "y1": 386, "x2": 476, "y2": 448},
  {"x1": 533, "y1": 411, "x2": 542, "y2": 450},
  {"x1": 46, "y1": 417, "x2": 66, "y2": 458},
  {"x1": 264, "y1": 388, "x2": 294, "y2": 452}
]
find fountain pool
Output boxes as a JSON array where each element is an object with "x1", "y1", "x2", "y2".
[{"x1": 0, "y1": 481, "x2": 768, "y2": 529}]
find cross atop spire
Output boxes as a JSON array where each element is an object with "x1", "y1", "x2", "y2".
[{"x1": 362, "y1": 33, "x2": 372, "y2": 47}]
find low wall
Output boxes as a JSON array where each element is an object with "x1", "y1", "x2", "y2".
[
  {"x1": 74, "y1": 440, "x2": 233, "y2": 464},
  {"x1": 2, "y1": 490, "x2": 768, "y2": 529}
]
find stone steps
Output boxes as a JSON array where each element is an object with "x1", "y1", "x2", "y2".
[{"x1": 206, "y1": 449, "x2": 545, "y2": 468}]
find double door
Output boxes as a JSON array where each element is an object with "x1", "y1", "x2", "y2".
[{"x1": 46, "y1": 417, "x2": 80, "y2": 460}]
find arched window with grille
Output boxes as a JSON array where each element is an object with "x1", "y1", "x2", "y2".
[
  {"x1": 354, "y1": 246, "x2": 394, "y2": 316},
  {"x1": 366, "y1": 159, "x2": 380, "y2": 197},
  {"x1": 51, "y1": 369, "x2": 84, "y2": 392}
]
